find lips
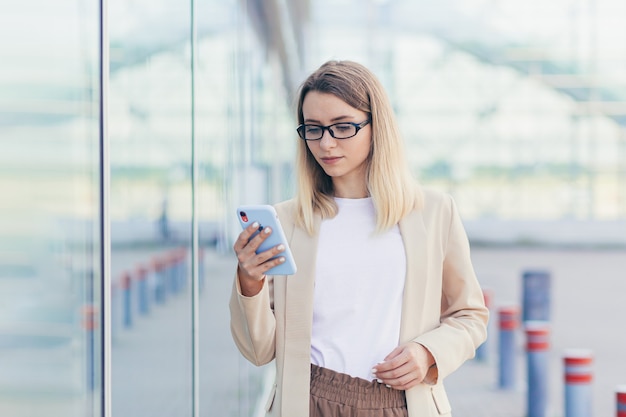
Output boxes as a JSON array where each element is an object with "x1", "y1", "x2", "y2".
[{"x1": 320, "y1": 156, "x2": 342, "y2": 164}]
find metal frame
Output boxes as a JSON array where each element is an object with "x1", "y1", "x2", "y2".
[
  {"x1": 98, "y1": 0, "x2": 111, "y2": 415},
  {"x1": 190, "y1": 0, "x2": 200, "y2": 415}
]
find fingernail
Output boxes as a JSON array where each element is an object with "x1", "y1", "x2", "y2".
[
  {"x1": 278, "y1": 257, "x2": 285, "y2": 263},
  {"x1": 371, "y1": 368, "x2": 377, "y2": 374},
  {"x1": 377, "y1": 378, "x2": 383, "y2": 383},
  {"x1": 251, "y1": 222, "x2": 259, "y2": 228},
  {"x1": 386, "y1": 384, "x2": 391, "y2": 388},
  {"x1": 263, "y1": 227, "x2": 271, "y2": 234},
  {"x1": 277, "y1": 244, "x2": 285, "y2": 251}
]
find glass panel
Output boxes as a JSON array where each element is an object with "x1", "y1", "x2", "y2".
[
  {"x1": 0, "y1": 1, "x2": 102, "y2": 416},
  {"x1": 108, "y1": 0, "x2": 193, "y2": 415},
  {"x1": 195, "y1": 1, "x2": 296, "y2": 416},
  {"x1": 194, "y1": 2, "x2": 257, "y2": 414}
]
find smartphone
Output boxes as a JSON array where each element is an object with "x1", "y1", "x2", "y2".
[{"x1": 236, "y1": 205, "x2": 297, "y2": 275}]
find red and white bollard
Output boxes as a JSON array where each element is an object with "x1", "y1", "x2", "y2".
[
  {"x1": 525, "y1": 321, "x2": 550, "y2": 417},
  {"x1": 498, "y1": 306, "x2": 520, "y2": 389},
  {"x1": 82, "y1": 304, "x2": 97, "y2": 391},
  {"x1": 617, "y1": 385, "x2": 626, "y2": 417},
  {"x1": 136, "y1": 264, "x2": 149, "y2": 314},
  {"x1": 152, "y1": 257, "x2": 166, "y2": 304},
  {"x1": 564, "y1": 349, "x2": 593, "y2": 417},
  {"x1": 121, "y1": 271, "x2": 133, "y2": 328}
]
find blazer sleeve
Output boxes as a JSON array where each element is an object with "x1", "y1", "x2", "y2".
[
  {"x1": 229, "y1": 273, "x2": 277, "y2": 366},
  {"x1": 413, "y1": 195, "x2": 489, "y2": 382}
]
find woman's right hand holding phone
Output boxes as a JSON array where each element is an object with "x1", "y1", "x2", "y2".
[{"x1": 233, "y1": 221, "x2": 286, "y2": 297}]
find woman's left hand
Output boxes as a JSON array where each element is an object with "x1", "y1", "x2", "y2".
[{"x1": 372, "y1": 342, "x2": 435, "y2": 390}]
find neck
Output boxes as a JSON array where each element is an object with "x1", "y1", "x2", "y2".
[
  {"x1": 332, "y1": 181, "x2": 369, "y2": 199},
  {"x1": 330, "y1": 167, "x2": 369, "y2": 198}
]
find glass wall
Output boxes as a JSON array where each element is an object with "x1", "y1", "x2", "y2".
[
  {"x1": 108, "y1": 0, "x2": 194, "y2": 414},
  {"x1": 108, "y1": 0, "x2": 294, "y2": 415},
  {"x1": 0, "y1": 1, "x2": 102, "y2": 416},
  {"x1": 194, "y1": 1, "x2": 294, "y2": 415}
]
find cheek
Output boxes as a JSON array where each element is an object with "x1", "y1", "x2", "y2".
[
  {"x1": 305, "y1": 142, "x2": 321, "y2": 163},
  {"x1": 306, "y1": 141, "x2": 321, "y2": 156},
  {"x1": 358, "y1": 138, "x2": 373, "y2": 158}
]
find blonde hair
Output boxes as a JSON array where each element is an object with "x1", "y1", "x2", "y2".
[{"x1": 294, "y1": 60, "x2": 422, "y2": 235}]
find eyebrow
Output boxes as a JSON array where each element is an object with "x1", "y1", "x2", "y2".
[{"x1": 304, "y1": 115, "x2": 356, "y2": 124}]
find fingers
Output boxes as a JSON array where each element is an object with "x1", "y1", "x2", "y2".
[
  {"x1": 375, "y1": 362, "x2": 420, "y2": 390},
  {"x1": 233, "y1": 221, "x2": 262, "y2": 253},
  {"x1": 374, "y1": 355, "x2": 416, "y2": 382},
  {"x1": 255, "y1": 249, "x2": 287, "y2": 274},
  {"x1": 372, "y1": 343, "x2": 431, "y2": 390},
  {"x1": 376, "y1": 346, "x2": 412, "y2": 373},
  {"x1": 233, "y1": 222, "x2": 285, "y2": 281}
]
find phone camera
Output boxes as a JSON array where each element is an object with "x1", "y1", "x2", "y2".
[{"x1": 239, "y1": 211, "x2": 248, "y2": 222}]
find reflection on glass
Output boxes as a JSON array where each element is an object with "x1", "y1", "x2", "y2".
[
  {"x1": 0, "y1": 1, "x2": 102, "y2": 416},
  {"x1": 194, "y1": 1, "x2": 298, "y2": 415},
  {"x1": 108, "y1": 0, "x2": 193, "y2": 415}
]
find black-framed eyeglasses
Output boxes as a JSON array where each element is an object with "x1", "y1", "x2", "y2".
[{"x1": 296, "y1": 119, "x2": 371, "y2": 141}]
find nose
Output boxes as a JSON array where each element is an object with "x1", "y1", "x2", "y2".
[{"x1": 319, "y1": 129, "x2": 336, "y2": 150}]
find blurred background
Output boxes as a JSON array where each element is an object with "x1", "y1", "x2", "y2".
[{"x1": 1, "y1": 0, "x2": 625, "y2": 416}]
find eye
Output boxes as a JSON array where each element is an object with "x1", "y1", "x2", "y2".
[
  {"x1": 333, "y1": 123, "x2": 352, "y2": 132},
  {"x1": 305, "y1": 125, "x2": 322, "y2": 134}
]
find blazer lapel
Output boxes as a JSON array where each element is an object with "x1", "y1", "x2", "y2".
[
  {"x1": 398, "y1": 208, "x2": 430, "y2": 341},
  {"x1": 284, "y1": 214, "x2": 319, "y2": 347},
  {"x1": 282, "y1": 213, "x2": 320, "y2": 415}
]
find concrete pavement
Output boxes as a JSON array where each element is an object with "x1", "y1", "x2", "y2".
[
  {"x1": 446, "y1": 247, "x2": 626, "y2": 417},
  {"x1": 108, "y1": 246, "x2": 626, "y2": 416}
]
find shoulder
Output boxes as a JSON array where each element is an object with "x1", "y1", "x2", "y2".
[
  {"x1": 418, "y1": 186, "x2": 454, "y2": 215},
  {"x1": 411, "y1": 186, "x2": 461, "y2": 233},
  {"x1": 273, "y1": 199, "x2": 297, "y2": 223}
]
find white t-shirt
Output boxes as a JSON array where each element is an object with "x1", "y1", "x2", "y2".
[{"x1": 310, "y1": 197, "x2": 406, "y2": 381}]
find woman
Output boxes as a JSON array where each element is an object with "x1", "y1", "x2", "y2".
[{"x1": 230, "y1": 60, "x2": 488, "y2": 417}]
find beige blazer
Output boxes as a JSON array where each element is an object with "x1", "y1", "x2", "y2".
[{"x1": 230, "y1": 188, "x2": 489, "y2": 417}]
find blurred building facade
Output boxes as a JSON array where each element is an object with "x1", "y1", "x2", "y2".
[{"x1": 1, "y1": 0, "x2": 626, "y2": 416}]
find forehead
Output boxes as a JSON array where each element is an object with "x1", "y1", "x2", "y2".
[{"x1": 302, "y1": 91, "x2": 365, "y2": 121}]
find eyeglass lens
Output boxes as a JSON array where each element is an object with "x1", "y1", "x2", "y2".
[{"x1": 301, "y1": 123, "x2": 357, "y2": 140}]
